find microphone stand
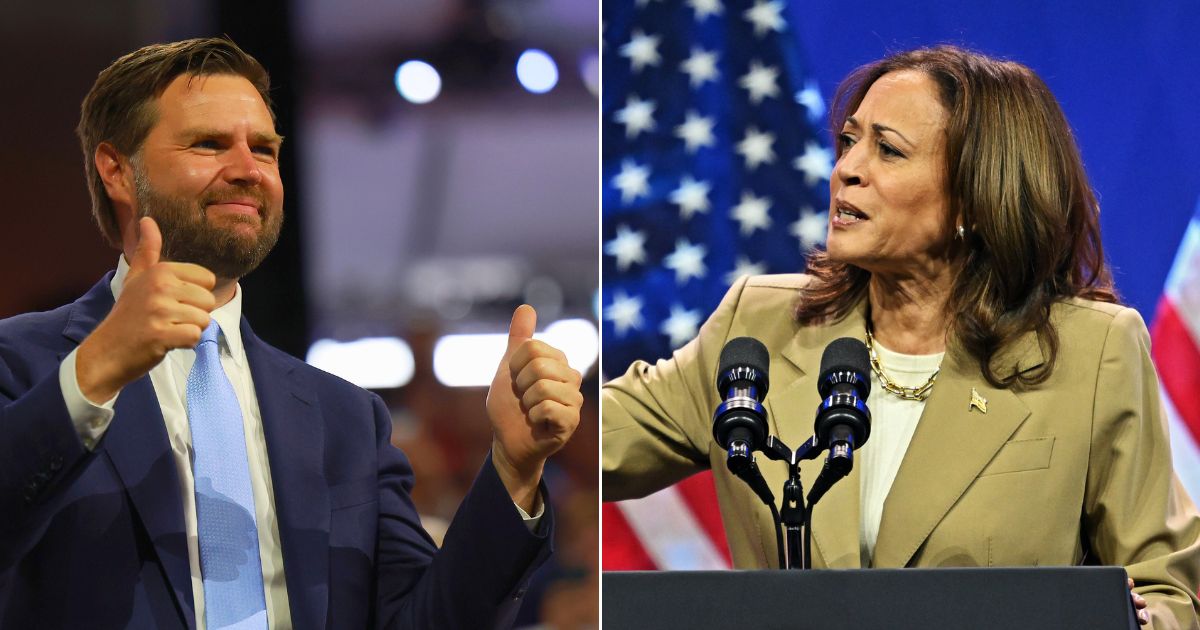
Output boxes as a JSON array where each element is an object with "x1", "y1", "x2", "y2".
[{"x1": 759, "y1": 435, "x2": 825, "y2": 570}]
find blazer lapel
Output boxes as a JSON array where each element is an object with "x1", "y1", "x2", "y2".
[
  {"x1": 871, "y1": 334, "x2": 1041, "y2": 568},
  {"x1": 63, "y1": 274, "x2": 195, "y2": 628},
  {"x1": 242, "y1": 321, "x2": 330, "y2": 630},
  {"x1": 768, "y1": 302, "x2": 869, "y2": 569}
]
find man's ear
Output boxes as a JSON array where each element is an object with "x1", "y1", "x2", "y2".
[{"x1": 95, "y1": 142, "x2": 136, "y2": 212}]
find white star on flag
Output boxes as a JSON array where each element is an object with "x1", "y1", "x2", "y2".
[
  {"x1": 791, "y1": 206, "x2": 828, "y2": 249},
  {"x1": 736, "y1": 127, "x2": 776, "y2": 169},
  {"x1": 660, "y1": 304, "x2": 704, "y2": 348},
  {"x1": 670, "y1": 175, "x2": 712, "y2": 220},
  {"x1": 614, "y1": 95, "x2": 657, "y2": 139},
  {"x1": 605, "y1": 224, "x2": 648, "y2": 270},
  {"x1": 743, "y1": 0, "x2": 786, "y2": 37},
  {"x1": 686, "y1": 0, "x2": 723, "y2": 20},
  {"x1": 724, "y1": 256, "x2": 767, "y2": 285},
  {"x1": 664, "y1": 239, "x2": 708, "y2": 284},
  {"x1": 795, "y1": 79, "x2": 825, "y2": 124},
  {"x1": 731, "y1": 191, "x2": 773, "y2": 236},
  {"x1": 620, "y1": 30, "x2": 662, "y2": 73},
  {"x1": 739, "y1": 60, "x2": 780, "y2": 104},
  {"x1": 605, "y1": 292, "x2": 645, "y2": 336},
  {"x1": 613, "y1": 159, "x2": 651, "y2": 204},
  {"x1": 675, "y1": 111, "x2": 716, "y2": 153},
  {"x1": 793, "y1": 141, "x2": 834, "y2": 186},
  {"x1": 680, "y1": 47, "x2": 720, "y2": 88}
]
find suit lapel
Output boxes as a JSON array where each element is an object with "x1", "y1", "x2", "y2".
[
  {"x1": 63, "y1": 274, "x2": 196, "y2": 628},
  {"x1": 242, "y1": 321, "x2": 330, "y2": 630},
  {"x1": 871, "y1": 335, "x2": 1040, "y2": 568},
  {"x1": 768, "y1": 302, "x2": 869, "y2": 569}
]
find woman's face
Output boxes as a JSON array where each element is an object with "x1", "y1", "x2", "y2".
[{"x1": 826, "y1": 70, "x2": 953, "y2": 278}]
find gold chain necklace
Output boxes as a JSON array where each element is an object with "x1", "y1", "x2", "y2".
[{"x1": 865, "y1": 328, "x2": 940, "y2": 401}]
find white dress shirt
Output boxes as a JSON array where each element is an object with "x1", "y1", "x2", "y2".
[{"x1": 858, "y1": 339, "x2": 943, "y2": 567}]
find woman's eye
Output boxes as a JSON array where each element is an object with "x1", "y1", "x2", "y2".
[
  {"x1": 879, "y1": 141, "x2": 903, "y2": 158},
  {"x1": 838, "y1": 133, "x2": 855, "y2": 148}
]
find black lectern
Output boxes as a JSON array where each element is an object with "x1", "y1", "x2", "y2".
[{"x1": 603, "y1": 567, "x2": 1138, "y2": 629}]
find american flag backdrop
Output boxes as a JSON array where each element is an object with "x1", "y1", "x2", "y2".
[
  {"x1": 601, "y1": 0, "x2": 829, "y2": 569},
  {"x1": 600, "y1": 0, "x2": 1200, "y2": 570}
]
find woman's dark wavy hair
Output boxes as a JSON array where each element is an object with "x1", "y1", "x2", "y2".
[{"x1": 796, "y1": 45, "x2": 1118, "y2": 388}]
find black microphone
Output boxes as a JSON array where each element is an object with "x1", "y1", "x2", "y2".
[
  {"x1": 808, "y1": 337, "x2": 872, "y2": 504},
  {"x1": 712, "y1": 337, "x2": 770, "y2": 468}
]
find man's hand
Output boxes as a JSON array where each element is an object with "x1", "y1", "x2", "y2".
[
  {"x1": 485, "y1": 305, "x2": 583, "y2": 513},
  {"x1": 76, "y1": 217, "x2": 217, "y2": 403}
]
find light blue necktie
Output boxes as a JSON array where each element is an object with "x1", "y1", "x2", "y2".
[{"x1": 188, "y1": 320, "x2": 268, "y2": 629}]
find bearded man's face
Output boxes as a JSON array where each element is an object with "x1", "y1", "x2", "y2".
[{"x1": 129, "y1": 73, "x2": 285, "y2": 279}]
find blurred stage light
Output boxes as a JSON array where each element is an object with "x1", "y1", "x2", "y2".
[
  {"x1": 433, "y1": 333, "x2": 508, "y2": 388},
  {"x1": 516, "y1": 49, "x2": 558, "y2": 94},
  {"x1": 433, "y1": 318, "x2": 599, "y2": 387},
  {"x1": 542, "y1": 318, "x2": 599, "y2": 375},
  {"x1": 307, "y1": 337, "x2": 415, "y2": 389},
  {"x1": 395, "y1": 60, "x2": 441, "y2": 104},
  {"x1": 580, "y1": 51, "x2": 600, "y2": 97}
]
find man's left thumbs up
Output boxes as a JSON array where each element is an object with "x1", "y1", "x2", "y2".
[{"x1": 486, "y1": 305, "x2": 584, "y2": 512}]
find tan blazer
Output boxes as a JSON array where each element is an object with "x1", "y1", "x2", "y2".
[{"x1": 603, "y1": 274, "x2": 1200, "y2": 628}]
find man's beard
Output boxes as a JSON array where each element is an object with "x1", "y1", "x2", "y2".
[{"x1": 132, "y1": 165, "x2": 283, "y2": 280}]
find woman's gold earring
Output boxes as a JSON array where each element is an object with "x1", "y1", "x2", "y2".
[{"x1": 955, "y1": 224, "x2": 966, "y2": 240}]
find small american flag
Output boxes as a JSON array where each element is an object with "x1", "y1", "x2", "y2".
[
  {"x1": 1150, "y1": 198, "x2": 1200, "y2": 505},
  {"x1": 601, "y1": 0, "x2": 830, "y2": 569}
]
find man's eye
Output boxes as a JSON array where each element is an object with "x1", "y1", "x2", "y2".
[
  {"x1": 252, "y1": 146, "x2": 278, "y2": 158},
  {"x1": 193, "y1": 140, "x2": 221, "y2": 150}
]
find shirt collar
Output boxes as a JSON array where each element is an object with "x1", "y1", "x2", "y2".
[{"x1": 111, "y1": 256, "x2": 248, "y2": 366}]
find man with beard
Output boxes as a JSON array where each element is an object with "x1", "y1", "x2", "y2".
[{"x1": 0, "y1": 38, "x2": 583, "y2": 629}]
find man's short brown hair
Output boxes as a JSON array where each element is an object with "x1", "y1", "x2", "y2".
[{"x1": 76, "y1": 37, "x2": 273, "y2": 247}]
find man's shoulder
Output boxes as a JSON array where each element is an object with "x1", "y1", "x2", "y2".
[
  {"x1": 0, "y1": 303, "x2": 76, "y2": 352},
  {"x1": 247, "y1": 334, "x2": 380, "y2": 403}
]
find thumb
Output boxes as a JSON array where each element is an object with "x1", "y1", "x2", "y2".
[
  {"x1": 129, "y1": 217, "x2": 162, "y2": 272},
  {"x1": 505, "y1": 304, "x2": 537, "y2": 354},
  {"x1": 489, "y1": 304, "x2": 536, "y2": 408}
]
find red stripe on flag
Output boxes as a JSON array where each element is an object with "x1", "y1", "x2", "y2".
[
  {"x1": 1150, "y1": 297, "x2": 1200, "y2": 446},
  {"x1": 673, "y1": 470, "x2": 733, "y2": 565},
  {"x1": 602, "y1": 502, "x2": 659, "y2": 570}
]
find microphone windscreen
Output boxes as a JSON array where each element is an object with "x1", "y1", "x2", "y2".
[
  {"x1": 716, "y1": 337, "x2": 770, "y2": 395},
  {"x1": 718, "y1": 336, "x2": 770, "y2": 376},
  {"x1": 818, "y1": 337, "x2": 871, "y2": 397}
]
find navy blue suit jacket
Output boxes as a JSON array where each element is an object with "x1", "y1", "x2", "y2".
[{"x1": 0, "y1": 273, "x2": 552, "y2": 629}]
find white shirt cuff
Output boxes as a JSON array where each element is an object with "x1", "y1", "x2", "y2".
[
  {"x1": 514, "y1": 491, "x2": 546, "y2": 532},
  {"x1": 60, "y1": 348, "x2": 118, "y2": 450}
]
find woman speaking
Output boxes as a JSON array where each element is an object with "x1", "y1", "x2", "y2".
[{"x1": 602, "y1": 46, "x2": 1200, "y2": 627}]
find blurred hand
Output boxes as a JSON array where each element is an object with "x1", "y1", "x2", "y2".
[
  {"x1": 76, "y1": 217, "x2": 217, "y2": 403},
  {"x1": 1128, "y1": 578, "x2": 1149, "y2": 626},
  {"x1": 485, "y1": 305, "x2": 583, "y2": 512}
]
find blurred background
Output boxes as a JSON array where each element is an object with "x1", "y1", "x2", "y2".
[
  {"x1": 0, "y1": 0, "x2": 598, "y2": 627},
  {"x1": 601, "y1": 0, "x2": 1200, "y2": 571}
]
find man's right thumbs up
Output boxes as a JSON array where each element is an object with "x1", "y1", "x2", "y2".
[{"x1": 75, "y1": 216, "x2": 218, "y2": 404}]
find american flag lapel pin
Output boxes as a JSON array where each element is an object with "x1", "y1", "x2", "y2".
[{"x1": 969, "y1": 388, "x2": 988, "y2": 414}]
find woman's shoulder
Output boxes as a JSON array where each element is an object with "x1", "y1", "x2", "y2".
[
  {"x1": 721, "y1": 273, "x2": 813, "y2": 313},
  {"x1": 1053, "y1": 296, "x2": 1146, "y2": 333},
  {"x1": 739, "y1": 273, "x2": 815, "y2": 291}
]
